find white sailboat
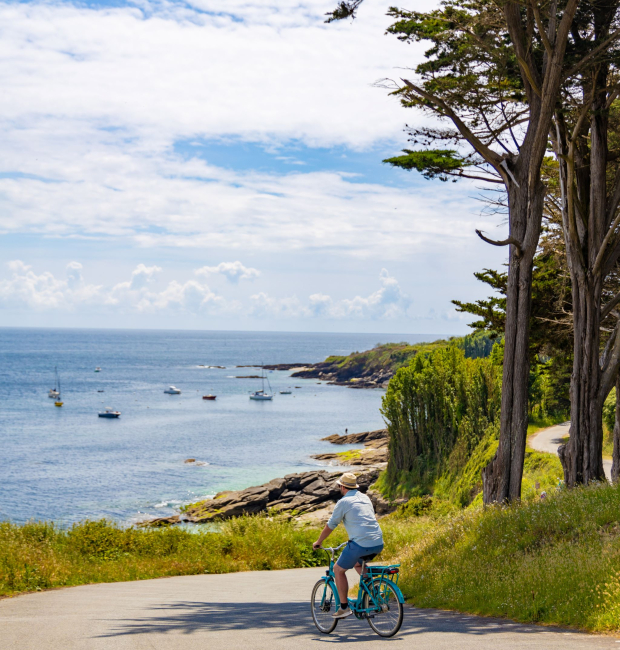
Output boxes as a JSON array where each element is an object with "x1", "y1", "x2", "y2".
[
  {"x1": 250, "y1": 367, "x2": 273, "y2": 401},
  {"x1": 54, "y1": 367, "x2": 63, "y2": 407},
  {"x1": 48, "y1": 366, "x2": 60, "y2": 398}
]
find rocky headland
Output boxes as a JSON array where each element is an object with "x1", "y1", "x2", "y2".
[
  {"x1": 141, "y1": 428, "x2": 401, "y2": 528},
  {"x1": 311, "y1": 428, "x2": 388, "y2": 466}
]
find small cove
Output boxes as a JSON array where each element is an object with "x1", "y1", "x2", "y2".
[{"x1": 0, "y1": 328, "x2": 436, "y2": 524}]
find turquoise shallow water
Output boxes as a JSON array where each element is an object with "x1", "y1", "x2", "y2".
[{"x1": 0, "y1": 328, "x2": 436, "y2": 524}]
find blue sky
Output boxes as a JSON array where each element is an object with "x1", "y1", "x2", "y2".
[{"x1": 0, "y1": 0, "x2": 508, "y2": 334}]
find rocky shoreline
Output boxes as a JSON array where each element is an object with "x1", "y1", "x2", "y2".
[
  {"x1": 140, "y1": 428, "x2": 402, "y2": 528},
  {"x1": 262, "y1": 362, "x2": 392, "y2": 389}
]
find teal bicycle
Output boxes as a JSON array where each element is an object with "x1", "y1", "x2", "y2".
[{"x1": 310, "y1": 542, "x2": 404, "y2": 637}]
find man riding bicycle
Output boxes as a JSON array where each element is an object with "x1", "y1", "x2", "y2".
[{"x1": 313, "y1": 472, "x2": 384, "y2": 619}]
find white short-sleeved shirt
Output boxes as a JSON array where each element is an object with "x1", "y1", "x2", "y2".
[{"x1": 327, "y1": 489, "x2": 383, "y2": 548}]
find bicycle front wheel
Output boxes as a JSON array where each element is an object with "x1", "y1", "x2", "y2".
[
  {"x1": 310, "y1": 579, "x2": 338, "y2": 634},
  {"x1": 362, "y1": 579, "x2": 403, "y2": 637}
]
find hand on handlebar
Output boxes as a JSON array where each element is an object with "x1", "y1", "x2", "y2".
[{"x1": 312, "y1": 540, "x2": 322, "y2": 550}]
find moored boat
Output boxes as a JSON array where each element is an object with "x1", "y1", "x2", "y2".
[
  {"x1": 98, "y1": 408, "x2": 120, "y2": 418},
  {"x1": 250, "y1": 367, "x2": 273, "y2": 400},
  {"x1": 202, "y1": 395, "x2": 217, "y2": 400},
  {"x1": 164, "y1": 386, "x2": 181, "y2": 394},
  {"x1": 95, "y1": 367, "x2": 101, "y2": 372},
  {"x1": 53, "y1": 367, "x2": 63, "y2": 407}
]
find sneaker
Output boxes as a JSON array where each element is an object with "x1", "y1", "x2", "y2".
[{"x1": 332, "y1": 607, "x2": 353, "y2": 619}]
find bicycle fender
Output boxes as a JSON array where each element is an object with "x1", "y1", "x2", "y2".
[
  {"x1": 379, "y1": 578, "x2": 405, "y2": 604},
  {"x1": 391, "y1": 583, "x2": 405, "y2": 604},
  {"x1": 321, "y1": 577, "x2": 341, "y2": 608}
]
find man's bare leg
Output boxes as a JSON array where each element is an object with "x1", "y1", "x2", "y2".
[{"x1": 334, "y1": 565, "x2": 349, "y2": 606}]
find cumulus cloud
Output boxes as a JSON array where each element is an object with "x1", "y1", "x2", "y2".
[
  {"x1": 249, "y1": 269, "x2": 411, "y2": 321},
  {"x1": 0, "y1": 260, "x2": 101, "y2": 309},
  {"x1": 0, "y1": 260, "x2": 238, "y2": 315},
  {"x1": 337, "y1": 269, "x2": 411, "y2": 319},
  {"x1": 250, "y1": 292, "x2": 307, "y2": 319},
  {"x1": 195, "y1": 261, "x2": 260, "y2": 283}
]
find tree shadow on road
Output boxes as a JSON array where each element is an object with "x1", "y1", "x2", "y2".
[{"x1": 96, "y1": 600, "x2": 580, "y2": 644}]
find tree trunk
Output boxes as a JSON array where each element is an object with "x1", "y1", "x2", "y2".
[
  {"x1": 483, "y1": 173, "x2": 544, "y2": 503},
  {"x1": 558, "y1": 277, "x2": 606, "y2": 484},
  {"x1": 612, "y1": 374, "x2": 620, "y2": 482},
  {"x1": 557, "y1": 61, "x2": 610, "y2": 487}
]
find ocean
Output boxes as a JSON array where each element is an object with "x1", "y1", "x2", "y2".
[{"x1": 0, "y1": 328, "x2": 437, "y2": 525}]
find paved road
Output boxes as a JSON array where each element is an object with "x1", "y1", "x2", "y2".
[
  {"x1": 529, "y1": 422, "x2": 612, "y2": 480},
  {"x1": 2, "y1": 568, "x2": 619, "y2": 649}
]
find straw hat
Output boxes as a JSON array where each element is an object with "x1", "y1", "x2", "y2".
[{"x1": 336, "y1": 472, "x2": 359, "y2": 489}]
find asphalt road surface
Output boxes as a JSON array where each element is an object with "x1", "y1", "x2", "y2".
[
  {"x1": 529, "y1": 422, "x2": 612, "y2": 480},
  {"x1": 2, "y1": 567, "x2": 619, "y2": 649}
]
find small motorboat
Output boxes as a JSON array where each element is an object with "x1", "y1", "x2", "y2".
[
  {"x1": 95, "y1": 367, "x2": 101, "y2": 373},
  {"x1": 98, "y1": 408, "x2": 120, "y2": 418},
  {"x1": 164, "y1": 386, "x2": 181, "y2": 394},
  {"x1": 202, "y1": 395, "x2": 217, "y2": 400},
  {"x1": 279, "y1": 390, "x2": 292, "y2": 394},
  {"x1": 97, "y1": 389, "x2": 104, "y2": 393},
  {"x1": 48, "y1": 388, "x2": 60, "y2": 399}
]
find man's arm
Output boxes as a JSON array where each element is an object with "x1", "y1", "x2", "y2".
[{"x1": 313, "y1": 524, "x2": 333, "y2": 549}]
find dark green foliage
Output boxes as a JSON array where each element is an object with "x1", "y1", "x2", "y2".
[
  {"x1": 453, "y1": 250, "x2": 572, "y2": 419},
  {"x1": 381, "y1": 343, "x2": 502, "y2": 498},
  {"x1": 383, "y1": 149, "x2": 471, "y2": 182},
  {"x1": 324, "y1": 0, "x2": 363, "y2": 22},
  {"x1": 456, "y1": 330, "x2": 495, "y2": 359}
]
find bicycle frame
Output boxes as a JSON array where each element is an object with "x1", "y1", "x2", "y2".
[{"x1": 318, "y1": 543, "x2": 404, "y2": 619}]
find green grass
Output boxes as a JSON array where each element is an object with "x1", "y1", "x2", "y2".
[
  {"x1": 0, "y1": 517, "x2": 345, "y2": 597},
  {"x1": 316, "y1": 333, "x2": 493, "y2": 384},
  {"x1": 394, "y1": 481, "x2": 620, "y2": 632},
  {"x1": 5, "y1": 482, "x2": 620, "y2": 633},
  {"x1": 527, "y1": 414, "x2": 568, "y2": 437}
]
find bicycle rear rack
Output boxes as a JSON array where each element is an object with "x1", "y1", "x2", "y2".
[{"x1": 365, "y1": 564, "x2": 401, "y2": 586}]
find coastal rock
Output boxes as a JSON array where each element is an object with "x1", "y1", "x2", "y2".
[
  {"x1": 321, "y1": 429, "x2": 387, "y2": 445},
  {"x1": 367, "y1": 490, "x2": 408, "y2": 516},
  {"x1": 137, "y1": 515, "x2": 180, "y2": 528},
  {"x1": 290, "y1": 362, "x2": 394, "y2": 389},
  {"x1": 183, "y1": 467, "x2": 380, "y2": 522},
  {"x1": 312, "y1": 429, "x2": 389, "y2": 467}
]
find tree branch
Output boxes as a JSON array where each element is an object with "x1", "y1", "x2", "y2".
[
  {"x1": 602, "y1": 289, "x2": 620, "y2": 322},
  {"x1": 564, "y1": 28, "x2": 620, "y2": 80},
  {"x1": 400, "y1": 79, "x2": 504, "y2": 172},
  {"x1": 475, "y1": 229, "x2": 523, "y2": 256}
]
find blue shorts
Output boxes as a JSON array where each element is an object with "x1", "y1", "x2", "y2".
[{"x1": 336, "y1": 540, "x2": 384, "y2": 570}]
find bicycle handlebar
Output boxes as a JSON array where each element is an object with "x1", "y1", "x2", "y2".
[{"x1": 318, "y1": 542, "x2": 347, "y2": 560}]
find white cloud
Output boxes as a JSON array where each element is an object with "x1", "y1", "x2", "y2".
[
  {"x1": 0, "y1": 260, "x2": 412, "y2": 322},
  {"x1": 0, "y1": 0, "x2": 415, "y2": 149},
  {"x1": 0, "y1": 260, "x2": 101, "y2": 309},
  {"x1": 337, "y1": 268, "x2": 411, "y2": 319},
  {"x1": 0, "y1": 0, "x2": 478, "y2": 263},
  {"x1": 195, "y1": 261, "x2": 260, "y2": 283},
  {"x1": 250, "y1": 269, "x2": 411, "y2": 320}
]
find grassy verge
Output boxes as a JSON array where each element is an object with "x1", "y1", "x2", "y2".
[
  {"x1": 395, "y1": 481, "x2": 620, "y2": 633},
  {"x1": 4, "y1": 481, "x2": 620, "y2": 633},
  {"x1": 0, "y1": 517, "x2": 342, "y2": 597},
  {"x1": 527, "y1": 414, "x2": 568, "y2": 437}
]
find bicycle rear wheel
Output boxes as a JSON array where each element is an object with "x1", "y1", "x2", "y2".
[
  {"x1": 311, "y1": 579, "x2": 338, "y2": 634},
  {"x1": 362, "y1": 579, "x2": 403, "y2": 637}
]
